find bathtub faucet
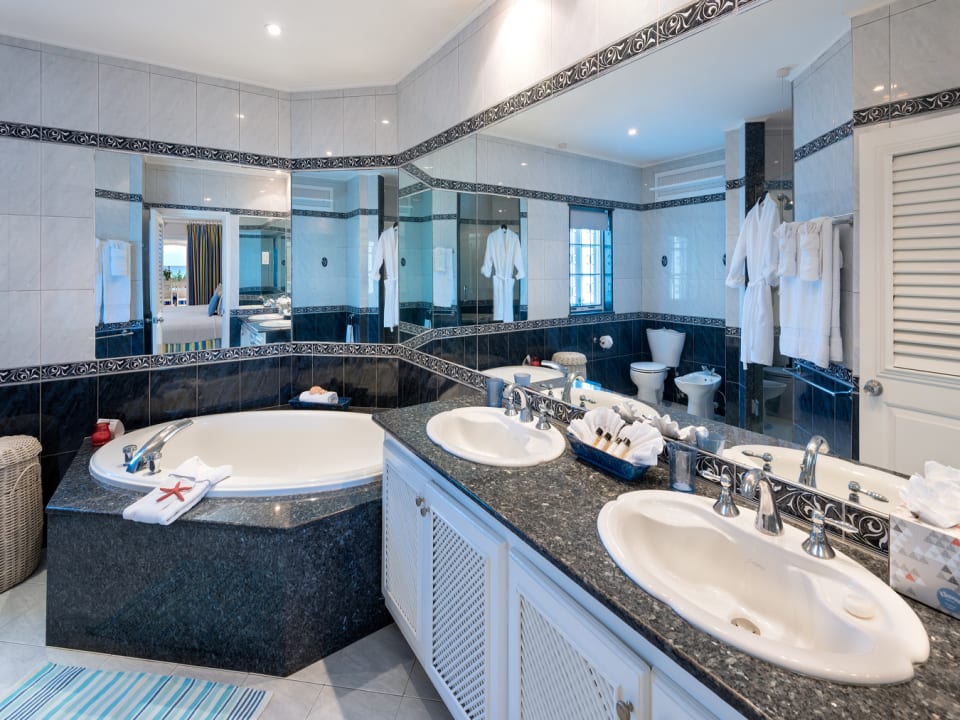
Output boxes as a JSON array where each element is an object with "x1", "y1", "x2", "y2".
[{"x1": 125, "y1": 419, "x2": 193, "y2": 473}]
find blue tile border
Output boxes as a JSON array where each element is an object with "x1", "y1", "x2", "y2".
[
  {"x1": 95, "y1": 189, "x2": 143, "y2": 203},
  {"x1": 794, "y1": 120, "x2": 853, "y2": 162},
  {"x1": 854, "y1": 85, "x2": 960, "y2": 127},
  {"x1": 143, "y1": 202, "x2": 289, "y2": 217},
  {"x1": 291, "y1": 208, "x2": 380, "y2": 219}
]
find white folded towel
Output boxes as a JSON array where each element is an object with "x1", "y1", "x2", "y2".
[
  {"x1": 640, "y1": 413, "x2": 704, "y2": 443},
  {"x1": 617, "y1": 422, "x2": 664, "y2": 466},
  {"x1": 122, "y1": 456, "x2": 232, "y2": 525},
  {"x1": 901, "y1": 460, "x2": 960, "y2": 528},
  {"x1": 775, "y1": 222, "x2": 798, "y2": 278},
  {"x1": 299, "y1": 389, "x2": 339, "y2": 404},
  {"x1": 797, "y1": 220, "x2": 823, "y2": 281}
]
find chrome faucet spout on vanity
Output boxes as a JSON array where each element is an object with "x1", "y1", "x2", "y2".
[
  {"x1": 739, "y1": 468, "x2": 783, "y2": 536},
  {"x1": 123, "y1": 418, "x2": 193, "y2": 473},
  {"x1": 798, "y1": 435, "x2": 829, "y2": 487},
  {"x1": 538, "y1": 360, "x2": 566, "y2": 373},
  {"x1": 561, "y1": 372, "x2": 586, "y2": 404},
  {"x1": 502, "y1": 383, "x2": 533, "y2": 423}
]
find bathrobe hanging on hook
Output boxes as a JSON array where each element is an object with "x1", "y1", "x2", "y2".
[
  {"x1": 725, "y1": 194, "x2": 780, "y2": 367},
  {"x1": 481, "y1": 226, "x2": 524, "y2": 322},
  {"x1": 371, "y1": 225, "x2": 399, "y2": 330}
]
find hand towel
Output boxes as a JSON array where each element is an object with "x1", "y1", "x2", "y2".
[
  {"x1": 901, "y1": 460, "x2": 960, "y2": 528},
  {"x1": 109, "y1": 240, "x2": 129, "y2": 277},
  {"x1": 122, "y1": 456, "x2": 232, "y2": 525},
  {"x1": 775, "y1": 222, "x2": 798, "y2": 277},
  {"x1": 299, "y1": 389, "x2": 339, "y2": 404},
  {"x1": 617, "y1": 422, "x2": 664, "y2": 466},
  {"x1": 797, "y1": 220, "x2": 822, "y2": 281}
]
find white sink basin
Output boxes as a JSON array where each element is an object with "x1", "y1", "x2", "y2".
[
  {"x1": 482, "y1": 365, "x2": 564, "y2": 383},
  {"x1": 567, "y1": 386, "x2": 657, "y2": 416},
  {"x1": 597, "y1": 490, "x2": 928, "y2": 684},
  {"x1": 246, "y1": 313, "x2": 284, "y2": 322},
  {"x1": 426, "y1": 406, "x2": 566, "y2": 467},
  {"x1": 724, "y1": 444, "x2": 904, "y2": 512},
  {"x1": 259, "y1": 318, "x2": 291, "y2": 330}
]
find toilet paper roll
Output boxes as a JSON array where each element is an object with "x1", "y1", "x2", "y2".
[{"x1": 599, "y1": 335, "x2": 614, "y2": 350}]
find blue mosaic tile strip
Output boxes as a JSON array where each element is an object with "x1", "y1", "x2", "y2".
[{"x1": 95, "y1": 189, "x2": 143, "y2": 203}]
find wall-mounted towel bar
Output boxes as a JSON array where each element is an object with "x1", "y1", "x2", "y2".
[{"x1": 784, "y1": 368, "x2": 854, "y2": 397}]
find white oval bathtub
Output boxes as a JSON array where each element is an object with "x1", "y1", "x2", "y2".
[{"x1": 89, "y1": 410, "x2": 384, "y2": 497}]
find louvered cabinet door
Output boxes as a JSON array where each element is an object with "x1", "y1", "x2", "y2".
[
  {"x1": 508, "y1": 554, "x2": 651, "y2": 720},
  {"x1": 382, "y1": 452, "x2": 427, "y2": 654},
  {"x1": 426, "y1": 488, "x2": 507, "y2": 720}
]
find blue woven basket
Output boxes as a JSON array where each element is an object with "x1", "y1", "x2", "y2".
[{"x1": 567, "y1": 435, "x2": 650, "y2": 481}]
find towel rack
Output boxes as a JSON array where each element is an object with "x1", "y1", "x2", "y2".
[
  {"x1": 96, "y1": 330, "x2": 134, "y2": 340},
  {"x1": 831, "y1": 214, "x2": 853, "y2": 226},
  {"x1": 784, "y1": 368, "x2": 854, "y2": 397}
]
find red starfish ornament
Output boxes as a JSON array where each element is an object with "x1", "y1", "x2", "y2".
[{"x1": 156, "y1": 480, "x2": 192, "y2": 502}]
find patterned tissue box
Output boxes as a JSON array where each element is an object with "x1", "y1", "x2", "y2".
[{"x1": 889, "y1": 507, "x2": 960, "y2": 620}]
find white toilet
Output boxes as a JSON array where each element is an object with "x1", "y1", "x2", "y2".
[
  {"x1": 630, "y1": 328, "x2": 685, "y2": 404},
  {"x1": 675, "y1": 368, "x2": 722, "y2": 418}
]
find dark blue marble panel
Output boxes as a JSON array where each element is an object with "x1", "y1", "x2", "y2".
[
  {"x1": 0, "y1": 382, "x2": 41, "y2": 438},
  {"x1": 464, "y1": 334, "x2": 479, "y2": 369},
  {"x1": 40, "y1": 377, "x2": 98, "y2": 456},
  {"x1": 438, "y1": 378, "x2": 476, "y2": 401},
  {"x1": 486, "y1": 333, "x2": 511, "y2": 369},
  {"x1": 725, "y1": 382, "x2": 741, "y2": 426},
  {"x1": 439, "y1": 336, "x2": 466, "y2": 366},
  {"x1": 98, "y1": 370, "x2": 150, "y2": 430},
  {"x1": 377, "y1": 359, "x2": 399, "y2": 408},
  {"x1": 292, "y1": 313, "x2": 318, "y2": 342},
  {"x1": 313, "y1": 356, "x2": 344, "y2": 396},
  {"x1": 240, "y1": 357, "x2": 281, "y2": 410},
  {"x1": 399, "y1": 362, "x2": 434, "y2": 407},
  {"x1": 834, "y1": 389, "x2": 853, "y2": 460},
  {"x1": 198, "y1": 361, "x2": 240, "y2": 416},
  {"x1": 149, "y1": 366, "x2": 198, "y2": 422},
  {"x1": 694, "y1": 325, "x2": 724, "y2": 368},
  {"x1": 343, "y1": 357, "x2": 377, "y2": 407}
]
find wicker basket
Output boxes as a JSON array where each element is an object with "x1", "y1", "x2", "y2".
[{"x1": 0, "y1": 435, "x2": 42, "y2": 594}]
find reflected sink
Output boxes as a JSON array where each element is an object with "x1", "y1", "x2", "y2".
[
  {"x1": 482, "y1": 365, "x2": 564, "y2": 383},
  {"x1": 568, "y1": 386, "x2": 658, "y2": 417},
  {"x1": 426, "y1": 406, "x2": 566, "y2": 467},
  {"x1": 598, "y1": 490, "x2": 928, "y2": 684},
  {"x1": 247, "y1": 313, "x2": 284, "y2": 322},
  {"x1": 259, "y1": 319, "x2": 291, "y2": 330},
  {"x1": 724, "y1": 445, "x2": 904, "y2": 512}
]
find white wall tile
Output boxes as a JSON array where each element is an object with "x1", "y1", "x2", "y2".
[
  {"x1": 0, "y1": 43, "x2": 41, "y2": 124},
  {"x1": 99, "y1": 63, "x2": 149, "y2": 138},
  {"x1": 343, "y1": 95, "x2": 375, "y2": 156},
  {"x1": 278, "y1": 99, "x2": 291, "y2": 158},
  {"x1": 457, "y1": 30, "x2": 486, "y2": 119},
  {"x1": 41, "y1": 52, "x2": 98, "y2": 132},
  {"x1": 794, "y1": 136, "x2": 853, "y2": 221},
  {"x1": 375, "y1": 94, "x2": 398, "y2": 155},
  {"x1": 4, "y1": 215, "x2": 41, "y2": 292},
  {"x1": 41, "y1": 289, "x2": 95, "y2": 364},
  {"x1": 852, "y1": 18, "x2": 891, "y2": 110},
  {"x1": 614, "y1": 278, "x2": 642, "y2": 313},
  {"x1": 597, "y1": 0, "x2": 662, "y2": 48},
  {"x1": 41, "y1": 216, "x2": 94, "y2": 290},
  {"x1": 311, "y1": 97, "x2": 343, "y2": 158},
  {"x1": 196, "y1": 82, "x2": 239, "y2": 151},
  {"x1": 551, "y1": 0, "x2": 600, "y2": 71},
  {"x1": 793, "y1": 38, "x2": 852, "y2": 147},
  {"x1": 41, "y1": 144, "x2": 94, "y2": 218},
  {"x1": 890, "y1": 0, "x2": 960, "y2": 101},
  {"x1": 1, "y1": 291, "x2": 40, "y2": 368},
  {"x1": 0, "y1": 138, "x2": 41, "y2": 215},
  {"x1": 290, "y1": 99, "x2": 312, "y2": 157},
  {"x1": 239, "y1": 91, "x2": 278, "y2": 157}
]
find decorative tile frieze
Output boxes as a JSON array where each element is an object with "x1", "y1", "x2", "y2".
[
  {"x1": 99, "y1": 134, "x2": 150, "y2": 153},
  {"x1": 41, "y1": 126, "x2": 98, "y2": 146},
  {"x1": 726, "y1": 177, "x2": 745, "y2": 190},
  {"x1": 0, "y1": 121, "x2": 42, "y2": 140},
  {"x1": 658, "y1": 0, "x2": 735, "y2": 44},
  {"x1": 196, "y1": 147, "x2": 241, "y2": 164},
  {"x1": 97, "y1": 356, "x2": 151, "y2": 374},
  {"x1": 291, "y1": 208, "x2": 379, "y2": 219},
  {"x1": 855, "y1": 86, "x2": 960, "y2": 127},
  {"x1": 143, "y1": 202, "x2": 289, "y2": 217},
  {"x1": 793, "y1": 358, "x2": 856, "y2": 387},
  {"x1": 150, "y1": 351, "x2": 198, "y2": 368},
  {"x1": 794, "y1": 120, "x2": 853, "y2": 162},
  {"x1": 726, "y1": 326, "x2": 741, "y2": 337},
  {"x1": 149, "y1": 140, "x2": 198, "y2": 159},
  {"x1": 95, "y1": 189, "x2": 143, "y2": 203},
  {"x1": 40, "y1": 361, "x2": 99, "y2": 380}
]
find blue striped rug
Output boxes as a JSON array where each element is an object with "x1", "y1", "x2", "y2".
[{"x1": 0, "y1": 663, "x2": 271, "y2": 720}]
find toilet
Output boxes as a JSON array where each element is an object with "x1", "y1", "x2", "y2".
[
  {"x1": 630, "y1": 328, "x2": 685, "y2": 404},
  {"x1": 675, "y1": 369, "x2": 722, "y2": 418}
]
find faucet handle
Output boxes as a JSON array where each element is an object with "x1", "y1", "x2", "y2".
[
  {"x1": 145, "y1": 451, "x2": 161, "y2": 474},
  {"x1": 711, "y1": 470, "x2": 739, "y2": 518},
  {"x1": 122, "y1": 444, "x2": 138, "y2": 464},
  {"x1": 535, "y1": 409, "x2": 551, "y2": 431},
  {"x1": 803, "y1": 509, "x2": 858, "y2": 559}
]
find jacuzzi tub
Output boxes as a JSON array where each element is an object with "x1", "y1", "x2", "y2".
[{"x1": 90, "y1": 410, "x2": 384, "y2": 497}]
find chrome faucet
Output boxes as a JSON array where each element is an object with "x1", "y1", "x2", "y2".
[
  {"x1": 561, "y1": 372, "x2": 585, "y2": 403},
  {"x1": 502, "y1": 383, "x2": 533, "y2": 423},
  {"x1": 124, "y1": 418, "x2": 193, "y2": 473},
  {"x1": 739, "y1": 468, "x2": 783, "y2": 536},
  {"x1": 798, "y1": 435, "x2": 829, "y2": 488},
  {"x1": 539, "y1": 360, "x2": 566, "y2": 373}
]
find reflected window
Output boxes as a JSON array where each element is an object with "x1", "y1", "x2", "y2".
[{"x1": 569, "y1": 206, "x2": 612, "y2": 313}]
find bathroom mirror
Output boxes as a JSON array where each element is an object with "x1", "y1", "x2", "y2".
[{"x1": 238, "y1": 217, "x2": 291, "y2": 305}]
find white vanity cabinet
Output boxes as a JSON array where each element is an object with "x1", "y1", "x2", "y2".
[
  {"x1": 382, "y1": 436, "x2": 740, "y2": 720},
  {"x1": 382, "y1": 441, "x2": 507, "y2": 719}
]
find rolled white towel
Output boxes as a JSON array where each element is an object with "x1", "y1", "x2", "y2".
[
  {"x1": 122, "y1": 456, "x2": 232, "y2": 525},
  {"x1": 299, "y1": 389, "x2": 339, "y2": 404}
]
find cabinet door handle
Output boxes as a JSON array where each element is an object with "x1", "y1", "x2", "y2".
[
  {"x1": 616, "y1": 700, "x2": 634, "y2": 720},
  {"x1": 415, "y1": 495, "x2": 425, "y2": 507},
  {"x1": 420, "y1": 506, "x2": 429, "y2": 517}
]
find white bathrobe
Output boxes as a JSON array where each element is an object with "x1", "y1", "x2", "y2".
[
  {"x1": 726, "y1": 196, "x2": 780, "y2": 368},
  {"x1": 481, "y1": 227, "x2": 524, "y2": 322},
  {"x1": 371, "y1": 226, "x2": 399, "y2": 330}
]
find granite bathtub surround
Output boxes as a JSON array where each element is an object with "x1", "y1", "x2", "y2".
[
  {"x1": 46, "y1": 443, "x2": 391, "y2": 675},
  {"x1": 373, "y1": 398, "x2": 960, "y2": 720}
]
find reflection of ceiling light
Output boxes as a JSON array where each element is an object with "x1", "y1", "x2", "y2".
[
  {"x1": 204, "y1": 197, "x2": 212, "y2": 202},
  {"x1": 269, "y1": 177, "x2": 275, "y2": 182},
  {"x1": 259, "y1": 189, "x2": 265, "y2": 193},
  {"x1": 520, "y1": 162, "x2": 527, "y2": 166},
  {"x1": 874, "y1": 84, "x2": 885, "y2": 92},
  {"x1": 236, "y1": 113, "x2": 245, "y2": 119},
  {"x1": 381, "y1": 119, "x2": 390, "y2": 125},
  {"x1": 498, "y1": 208, "x2": 504, "y2": 213},
  {"x1": 627, "y1": 128, "x2": 637, "y2": 136},
  {"x1": 265, "y1": 23, "x2": 282, "y2": 36},
  {"x1": 325, "y1": 151, "x2": 333, "y2": 156}
]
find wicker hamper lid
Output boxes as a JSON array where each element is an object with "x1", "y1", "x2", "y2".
[
  {"x1": 552, "y1": 351, "x2": 587, "y2": 367},
  {"x1": 0, "y1": 435, "x2": 42, "y2": 475}
]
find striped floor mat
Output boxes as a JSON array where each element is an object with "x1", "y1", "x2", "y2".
[{"x1": 0, "y1": 663, "x2": 271, "y2": 720}]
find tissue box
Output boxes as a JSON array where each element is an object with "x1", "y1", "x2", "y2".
[{"x1": 889, "y1": 507, "x2": 960, "y2": 619}]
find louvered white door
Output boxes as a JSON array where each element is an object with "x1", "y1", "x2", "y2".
[
  {"x1": 426, "y1": 488, "x2": 506, "y2": 720},
  {"x1": 508, "y1": 554, "x2": 650, "y2": 720},
  {"x1": 859, "y1": 112, "x2": 960, "y2": 473},
  {"x1": 382, "y1": 450, "x2": 427, "y2": 654}
]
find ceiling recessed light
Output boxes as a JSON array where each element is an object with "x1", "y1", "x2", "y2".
[
  {"x1": 873, "y1": 84, "x2": 885, "y2": 92},
  {"x1": 204, "y1": 197, "x2": 212, "y2": 203},
  {"x1": 325, "y1": 151, "x2": 333, "y2": 157},
  {"x1": 628, "y1": 128, "x2": 637, "y2": 136},
  {"x1": 265, "y1": 23, "x2": 282, "y2": 36},
  {"x1": 381, "y1": 119, "x2": 390, "y2": 125},
  {"x1": 520, "y1": 162, "x2": 528, "y2": 167},
  {"x1": 236, "y1": 113, "x2": 245, "y2": 119}
]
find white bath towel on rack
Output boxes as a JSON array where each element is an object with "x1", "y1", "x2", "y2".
[
  {"x1": 797, "y1": 220, "x2": 823, "y2": 281},
  {"x1": 775, "y1": 222, "x2": 798, "y2": 277},
  {"x1": 122, "y1": 456, "x2": 232, "y2": 525},
  {"x1": 99, "y1": 239, "x2": 132, "y2": 323},
  {"x1": 433, "y1": 247, "x2": 456, "y2": 308}
]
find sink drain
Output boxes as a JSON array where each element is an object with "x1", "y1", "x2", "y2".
[{"x1": 731, "y1": 617, "x2": 761, "y2": 636}]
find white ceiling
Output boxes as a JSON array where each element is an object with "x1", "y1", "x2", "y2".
[
  {"x1": 483, "y1": 0, "x2": 867, "y2": 167},
  {"x1": 0, "y1": 0, "x2": 493, "y2": 91}
]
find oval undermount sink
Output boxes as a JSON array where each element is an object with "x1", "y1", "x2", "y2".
[
  {"x1": 724, "y1": 444, "x2": 904, "y2": 512},
  {"x1": 258, "y1": 319, "x2": 291, "y2": 330},
  {"x1": 597, "y1": 490, "x2": 928, "y2": 684},
  {"x1": 246, "y1": 313, "x2": 284, "y2": 322},
  {"x1": 482, "y1": 365, "x2": 565, "y2": 383},
  {"x1": 426, "y1": 406, "x2": 566, "y2": 467}
]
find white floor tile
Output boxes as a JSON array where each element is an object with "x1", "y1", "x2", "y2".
[
  {"x1": 291, "y1": 625, "x2": 414, "y2": 695},
  {"x1": 0, "y1": 606, "x2": 45, "y2": 645},
  {"x1": 244, "y1": 675, "x2": 324, "y2": 720},
  {"x1": 0, "y1": 642, "x2": 52, "y2": 696},
  {"x1": 171, "y1": 663, "x2": 250, "y2": 686},
  {"x1": 396, "y1": 696, "x2": 454, "y2": 720},
  {"x1": 306, "y1": 686, "x2": 402, "y2": 720},
  {"x1": 0, "y1": 581, "x2": 44, "y2": 625},
  {"x1": 403, "y1": 660, "x2": 441, "y2": 701}
]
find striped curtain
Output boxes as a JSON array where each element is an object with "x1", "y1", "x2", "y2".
[{"x1": 186, "y1": 223, "x2": 222, "y2": 305}]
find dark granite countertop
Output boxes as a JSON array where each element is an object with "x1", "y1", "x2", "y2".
[
  {"x1": 373, "y1": 397, "x2": 960, "y2": 720},
  {"x1": 47, "y1": 441, "x2": 382, "y2": 531}
]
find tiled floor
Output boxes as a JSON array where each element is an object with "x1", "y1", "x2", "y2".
[{"x1": 0, "y1": 558, "x2": 452, "y2": 720}]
